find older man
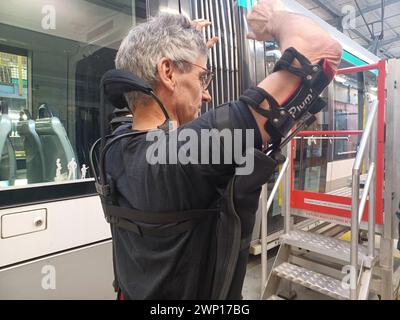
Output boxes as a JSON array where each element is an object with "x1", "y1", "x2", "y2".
[{"x1": 105, "y1": 0, "x2": 341, "y2": 299}]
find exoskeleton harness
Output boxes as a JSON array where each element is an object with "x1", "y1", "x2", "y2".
[
  {"x1": 240, "y1": 47, "x2": 334, "y2": 159},
  {"x1": 90, "y1": 47, "x2": 334, "y2": 299}
]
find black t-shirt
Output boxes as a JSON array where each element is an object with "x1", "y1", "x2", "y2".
[{"x1": 106, "y1": 101, "x2": 262, "y2": 299}]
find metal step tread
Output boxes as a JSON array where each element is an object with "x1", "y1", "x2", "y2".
[
  {"x1": 273, "y1": 262, "x2": 349, "y2": 300},
  {"x1": 267, "y1": 295, "x2": 285, "y2": 300},
  {"x1": 281, "y1": 230, "x2": 374, "y2": 267}
]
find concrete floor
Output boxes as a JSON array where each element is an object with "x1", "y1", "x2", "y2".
[{"x1": 242, "y1": 252, "x2": 268, "y2": 300}]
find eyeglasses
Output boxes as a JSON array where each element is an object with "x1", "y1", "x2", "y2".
[{"x1": 180, "y1": 60, "x2": 214, "y2": 91}]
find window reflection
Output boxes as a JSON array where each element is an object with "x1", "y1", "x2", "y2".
[{"x1": 0, "y1": 0, "x2": 146, "y2": 189}]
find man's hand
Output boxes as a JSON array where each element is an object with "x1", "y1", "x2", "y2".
[
  {"x1": 246, "y1": 0, "x2": 286, "y2": 41},
  {"x1": 191, "y1": 19, "x2": 219, "y2": 49},
  {"x1": 246, "y1": 0, "x2": 342, "y2": 70}
]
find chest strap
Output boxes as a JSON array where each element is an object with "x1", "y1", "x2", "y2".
[{"x1": 104, "y1": 204, "x2": 218, "y2": 237}]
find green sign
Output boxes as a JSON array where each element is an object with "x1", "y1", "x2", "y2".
[
  {"x1": 238, "y1": 0, "x2": 257, "y2": 9},
  {"x1": 342, "y1": 50, "x2": 378, "y2": 75}
]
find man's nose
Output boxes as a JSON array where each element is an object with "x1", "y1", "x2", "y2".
[{"x1": 202, "y1": 89, "x2": 212, "y2": 103}]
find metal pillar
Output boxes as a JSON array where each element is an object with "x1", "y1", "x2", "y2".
[
  {"x1": 260, "y1": 184, "x2": 268, "y2": 295},
  {"x1": 382, "y1": 59, "x2": 400, "y2": 299},
  {"x1": 350, "y1": 100, "x2": 377, "y2": 299},
  {"x1": 283, "y1": 141, "x2": 292, "y2": 234},
  {"x1": 368, "y1": 102, "x2": 377, "y2": 258},
  {"x1": 350, "y1": 171, "x2": 360, "y2": 300}
]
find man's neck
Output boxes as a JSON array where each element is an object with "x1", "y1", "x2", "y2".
[{"x1": 132, "y1": 100, "x2": 178, "y2": 131}]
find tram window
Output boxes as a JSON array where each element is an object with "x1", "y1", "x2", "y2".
[
  {"x1": 304, "y1": 166, "x2": 321, "y2": 192},
  {"x1": 332, "y1": 70, "x2": 377, "y2": 161},
  {"x1": 334, "y1": 102, "x2": 358, "y2": 159},
  {"x1": 306, "y1": 139, "x2": 322, "y2": 158},
  {"x1": 0, "y1": 49, "x2": 28, "y2": 187},
  {"x1": 293, "y1": 136, "x2": 329, "y2": 193},
  {"x1": 333, "y1": 74, "x2": 363, "y2": 160},
  {"x1": 0, "y1": 0, "x2": 147, "y2": 192}
]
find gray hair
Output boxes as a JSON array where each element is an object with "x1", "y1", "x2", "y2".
[{"x1": 115, "y1": 13, "x2": 208, "y2": 111}]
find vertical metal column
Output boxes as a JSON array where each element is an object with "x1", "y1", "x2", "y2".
[
  {"x1": 229, "y1": 1, "x2": 240, "y2": 99},
  {"x1": 260, "y1": 157, "x2": 289, "y2": 298},
  {"x1": 131, "y1": 0, "x2": 136, "y2": 26},
  {"x1": 350, "y1": 169, "x2": 360, "y2": 300},
  {"x1": 235, "y1": 4, "x2": 256, "y2": 91},
  {"x1": 382, "y1": 59, "x2": 400, "y2": 300},
  {"x1": 147, "y1": 0, "x2": 180, "y2": 16},
  {"x1": 368, "y1": 102, "x2": 377, "y2": 257},
  {"x1": 218, "y1": 0, "x2": 230, "y2": 102},
  {"x1": 260, "y1": 184, "x2": 268, "y2": 295},
  {"x1": 179, "y1": 0, "x2": 192, "y2": 16},
  {"x1": 350, "y1": 100, "x2": 378, "y2": 300},
  {"x1": 283, "y1": 141, "x2": 292, "y2": 234},
  {"x1": 207, "y1": 0, "x2": 219, "y2": 107},
  {"x1": 375, "y1": 60, "x2": 386, "y2": 223}
]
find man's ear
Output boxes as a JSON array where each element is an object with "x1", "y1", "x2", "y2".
[{"x1": 157, "y1": 57, "x2": 175, "y2": 92}]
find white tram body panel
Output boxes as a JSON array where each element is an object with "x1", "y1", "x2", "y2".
[{"x1": 0, "y1": 194, "x2": 109, "y2": 267}]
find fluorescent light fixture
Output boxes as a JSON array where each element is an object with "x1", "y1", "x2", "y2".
[
  {"x1": 266, "y1": 50, "x2": 282, "y2": 58},
  {"x1": 14, "y1": 179, "x2": 28, "y2": 186},
  {"x1": 334, "y1": 75, "x2": 347, "y2": 83},
  {"x1": 159, "y1": 6, "x2": 180, "y2": 14}
]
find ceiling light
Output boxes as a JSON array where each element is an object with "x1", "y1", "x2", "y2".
[{"x1": 334, "y1": 75, "x2": 347, "y2": 83}]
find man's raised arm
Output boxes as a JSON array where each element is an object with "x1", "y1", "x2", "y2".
[{"x1": 245, "y1": 0, "x2": 342, "y2": 144}]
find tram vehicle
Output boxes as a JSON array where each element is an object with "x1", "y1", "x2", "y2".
[{"x1": 0, "y1": 0, "x2": 380, "y2": 299}]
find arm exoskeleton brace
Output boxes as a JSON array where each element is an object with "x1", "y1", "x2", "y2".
[{"x1": 239, "y1": 47, "x2": 335, "y2": 159}]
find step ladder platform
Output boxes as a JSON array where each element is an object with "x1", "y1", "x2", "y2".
[
  {"x1": 281, "y1": 230, "x2": 375, "y2": 267},
  {"x1": 273, "y1": 262, "x2": 349, "y2": 300}
]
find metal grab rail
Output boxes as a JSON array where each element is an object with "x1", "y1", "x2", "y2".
[
  {"x1": 350, "y1": 100, "x2": 378, "y2": 300},
  {"x1": 358, "y1": 162, "x2": 375, "y2": 224},
  {"x1": 297, "y1": 130, "x2": 364, "y2": 136},
  {"x1": 260, "y1": 157, "x2": 290, "y2": 296},
  {"x1": 352, "y1": 102, "x2": 377, "y2": 174},
  {"x1": 294, "y1": 136, "x2": 350, "y2": 140},
  {"x1": 267, "y1": 159, "x2": 290, "y2": 212}
]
